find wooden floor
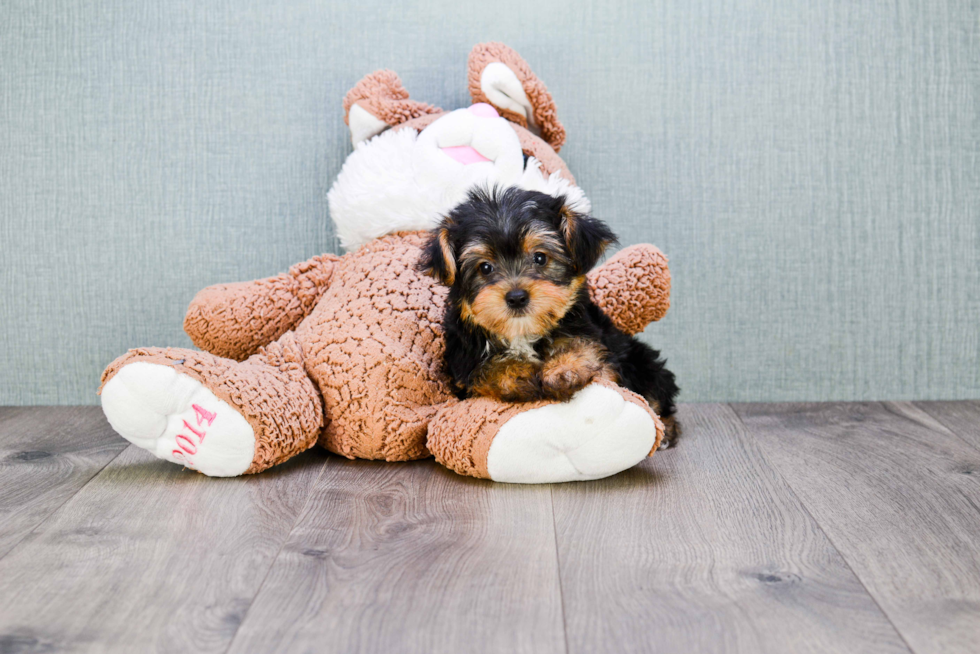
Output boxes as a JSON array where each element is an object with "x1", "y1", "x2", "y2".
[{"x1": 0, "y1": 402, "x2": 978, "y2": 654}]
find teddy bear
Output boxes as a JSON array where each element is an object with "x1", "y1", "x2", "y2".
[{"x1": 98, "y1": 42, "x2": 673, "y2": 484}]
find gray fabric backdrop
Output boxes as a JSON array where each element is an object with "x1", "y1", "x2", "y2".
[{"x1": 1, "y1": 0, "x2": 977, "y2": 405}]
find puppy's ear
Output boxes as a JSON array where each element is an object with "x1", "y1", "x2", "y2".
[
  {"x1": 419, "y1": 220, "x2": 457, "y2": 286},
  {"x1": 559, "y1": 204, "x2": 617, "y2": 273}
]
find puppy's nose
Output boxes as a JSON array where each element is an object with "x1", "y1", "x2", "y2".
[{"x1": 505, "y1": 289, "x2": 530, "y2": 309}]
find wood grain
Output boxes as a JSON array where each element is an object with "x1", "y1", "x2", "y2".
[
  {"x1": 0, "y1": 442, "x2": 329, "y2": 653},
  {"x1": 734, "y1": 401, "x2": 980, "y2": 654},
  {"x1": 227, "y1": 457, "x2": 565, "y2": 654},
  {"x1": 552, "y1": 403, "x2": 908, "y2": 654},
  {"x1": 0, "y1": 406, "x2": 128, "y2": 559},
  {"x1": 915, "y1": 401, "x2": 980, "y2": 452},
  {"x1": 3, "y1": 403, "x2": 979, "y2": 652}
]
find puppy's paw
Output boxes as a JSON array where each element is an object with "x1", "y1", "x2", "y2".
[
  {"x1": 472, "y1": 358, "x2": 544, "y2": 403},
  {"x1": 541, "y1": 359, "x2": 601, "y2": 402},
  {"x1": 657, "y1": 415, "x2": 682, "y2": 449}
]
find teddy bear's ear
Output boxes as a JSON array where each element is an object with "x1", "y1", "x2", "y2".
[
  {"x1": 467, "y1": 43, "x2": 567, "y2": 152},
  {"x1": 343, "y1": 70, "x2": 443, "y2": 145}
]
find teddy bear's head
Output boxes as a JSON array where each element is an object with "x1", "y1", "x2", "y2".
[{"x1": 327, "y1": 42, "x2": 591, "y2": 251}]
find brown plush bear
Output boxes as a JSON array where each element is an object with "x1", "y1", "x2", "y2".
[{"x1": 99, "y1": 43, "x2": 672, "y2": 483}]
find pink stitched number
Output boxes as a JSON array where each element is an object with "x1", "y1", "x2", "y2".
[
  {"x1": 175, "y1": 433, "x2": 198, "y2": 455},
  {"x1": 193, "y1": 404, "x2": 216, "y2": 427},
  {"x1": 182, "y1": 419, "x2": 205, "y2": 442},
  {"x1": 173, "y1": 405, "x2": 215, "y2": 464}
]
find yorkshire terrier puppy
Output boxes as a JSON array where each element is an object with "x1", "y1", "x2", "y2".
[{"x1": 420, "y1": 186, "x2": 681, "y2": 445}]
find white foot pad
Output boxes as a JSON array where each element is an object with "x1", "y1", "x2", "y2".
[
  {"x1": 486, "y1": 383, "x2": 656, "y2": 483},
  {"x1": 101, "y1": 362, "x2": 255, "y2": 477}
]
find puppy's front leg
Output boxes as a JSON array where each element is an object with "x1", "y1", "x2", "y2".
[
  {"x1": 470, "y1": 356, "x2": 544, "y2": 403},
  {"x1": 541, "y1": 338, "x2": 613, "y2": 402}
]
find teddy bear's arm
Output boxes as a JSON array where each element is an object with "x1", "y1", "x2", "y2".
[
  {"x1": 587, "y1": 244, "x2": 671, "y2": 336},
  {"x1": 183, "y1": 253, "x2": 341, "y2": 361}
]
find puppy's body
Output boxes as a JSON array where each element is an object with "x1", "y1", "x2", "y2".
[{"x1": 421, "y1": 187, "x2": 680, "y2": 444}]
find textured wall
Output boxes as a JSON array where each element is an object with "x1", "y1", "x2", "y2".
[{"x1": 1, "y1": 0, "x2": 978, "y2": 405}]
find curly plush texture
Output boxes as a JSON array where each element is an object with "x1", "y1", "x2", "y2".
[
  {"x1": 343, "y1": 69, "x2": 442, "y2": 128},
  {"x1": 184, "y1": 254, "x2": 340, "y2": 361},
  {"x1": 100, "y1": 332, "x2": 323, "y2": 474},
  {"x1": 588, "y1": 244, "x2": 671, "y2": 336},
  {"x1": 296, "y1": 232, "x2": 453, "y2": 461},
  {"x1": 427, "y1": 397, "x2": 530, "y2": 479},
  {"x1": 467, "y1": 42, "x2": 566, "y2": 152}
]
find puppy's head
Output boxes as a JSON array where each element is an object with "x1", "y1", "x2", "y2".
[{"x1": 420, "y1": 186, "x2": 617, "y2": 341}]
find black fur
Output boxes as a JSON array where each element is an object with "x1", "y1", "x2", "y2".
[{"x1": 419, "y1": 186, "x2": 680, "y2": 438}]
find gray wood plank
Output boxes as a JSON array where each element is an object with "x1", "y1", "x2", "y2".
[
  {"x1": 0, "y1": 442, "x2": 329, "y2": 653},
  {"x1": 0, "y1": 407, "x2": 128, "y2": 559},
  {"x1": 552, "y1": 403, "x2": 908, "y2": 654},
  {"x1": 733, "y1": 401, "x2": 980, "y2": 654},
  {"x1": 227, "y1": 457, "x2": 565, "y2": 654},
  {"x1": 915, "y1": 400, "x2": 980, "y2": 453}
]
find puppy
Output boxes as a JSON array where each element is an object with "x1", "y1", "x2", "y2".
[{"x1": 420, "y1": 186, "x2": 680, "y2": 445}]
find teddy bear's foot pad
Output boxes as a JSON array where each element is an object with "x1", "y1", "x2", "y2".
[
  {"x1": 486, "y1": 383, "x2": 656, "y2": 483},
  {"x1": 101, "y1": 362, "x2": 255, "y2": 477}
]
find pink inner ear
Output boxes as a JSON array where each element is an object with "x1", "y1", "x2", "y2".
[{"x1": 441, "y1": 145, "x2": 492, "y2": 165}]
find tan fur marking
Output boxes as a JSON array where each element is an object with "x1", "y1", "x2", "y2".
[
  {"x1": 522, "y1": 225, "x2": 565, "y2": 256},
  {"x1": 559, "y1": 205, "x2": 577, "y2": 251},
  {"x1": 540, "y1": 337, "x2": 610, "y2": 401},
  {"x1": 460, "y1": 242, "x2": 494, "y2": 262},
  {"x1": 437, "y1": 228, "x2": 456, "y2": 285},
  {"x1": 466, "y1": 276, "x2": 583, "y2": 342},
  {"x1": 645, "y1": 397, "x2": 680, "y2": 447},
  {"x1": 467, "y1": 285, "x2": 517, "y2": 338},
  {"x1": 460, "y1": 299, "x2": 474, "y2": 324},
  {"x1": 470, "y1": 357, "x2": 542, "y2": 403}
]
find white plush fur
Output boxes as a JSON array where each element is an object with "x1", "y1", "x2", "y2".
[
  {"x1": 348, "y1": 102, "x2": 390, "y2": 145},
  {"x1": 485, "y1": 383, "x2": 656, "y2": 483},
  {"x1": 328, "y1": 108, "x2": 590, "y2": 251},
  {"x1": 101, "y1": 362, "x2": 256, "y2": 477}
]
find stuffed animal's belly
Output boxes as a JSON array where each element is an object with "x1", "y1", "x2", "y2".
[{"x1": 295, "y1": 232, "x2": 452, "y2": 461}]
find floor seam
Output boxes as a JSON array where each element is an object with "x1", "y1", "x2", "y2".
[
  {"x1": 221, "y1": 456, "x2": 333, "y2": 654},
  {"x1": 726, "y1": 402, "x2": 920, "y2": 654},
  {"x1": 550, "y1": 485, "x2": 571, "y2": 654},
  {"x1": 911, "y1": 400, "x2": 980, "y2": 456}
]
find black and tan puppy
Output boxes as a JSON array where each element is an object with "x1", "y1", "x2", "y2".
[{"x1": 420, "y1": 186, "x2": 680, "y2": 444}]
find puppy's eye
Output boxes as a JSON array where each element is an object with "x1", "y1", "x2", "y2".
[
  {"x1": 533, "y1": 252, "x2": 548, "y2": 266},
  {"x1": 479, "y1": 262, "x2": 494, "y2": 275}
]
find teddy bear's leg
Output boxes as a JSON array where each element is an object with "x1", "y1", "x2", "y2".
[
  {"x1": 427, "y1": 379, "x2": 664, "y2": 483},
  {"x1": 99, "y1": 333, "x2": 322, "y2": 477}
]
